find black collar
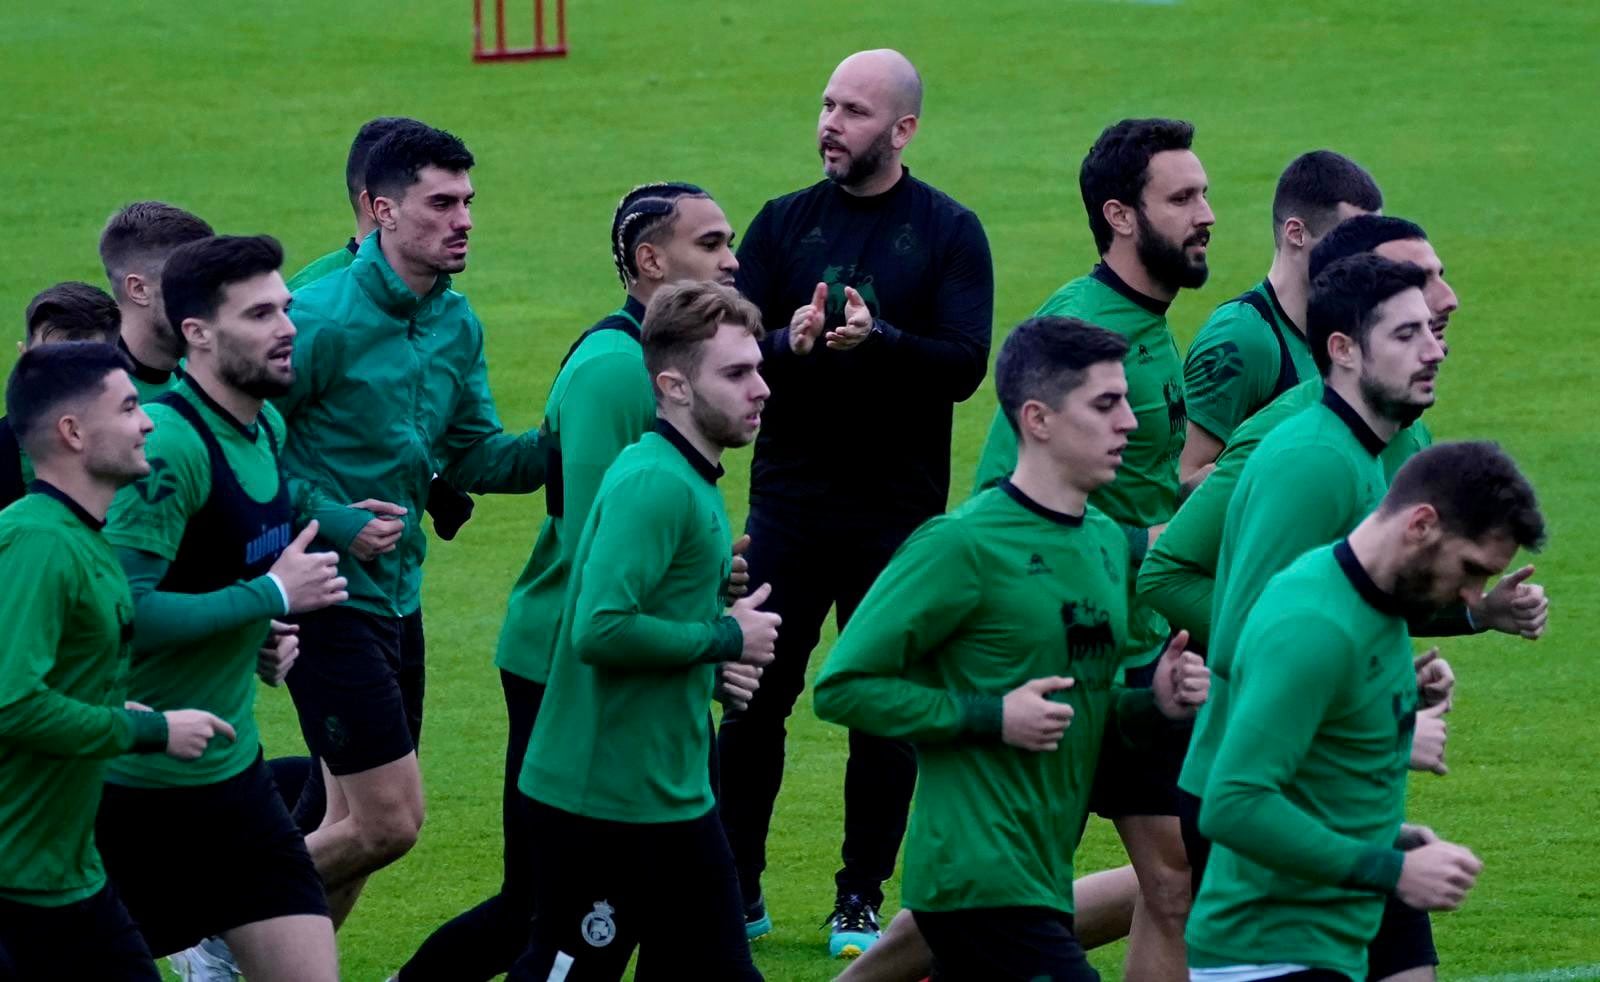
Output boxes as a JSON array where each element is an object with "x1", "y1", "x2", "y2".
[
  {"x1": 1090, "y1": 263, "x2": 1170, "y2": 316},
  {"x1": 829, "y1": 166, "x2": 911, "y2": 210},
  {"x1": 117, "y1": 336, "x2": 175, "y2": 386},
  {"x1": 621, "y1": 294, "x2": 647, "y2": 325},
  {"x1": 29, "y1": 479, "x2": 105, "y2": 530},
  {"x1": 654, "y1": 419, "x2": 724, "y2": 484},
  {"x1": 344, "y1": 236, "x2": 360, "y2": 257},
  {"x1": 1333, "y1": 538, "x2": 1406, "y2": 617},
  {"x1": 177, "y1": 377, "x2": 260, "y2": 440},
  {"x1": 998, "y1": 479, "x2": 1084, "y2": 527},
  {"x1": 1261, "y1": 277, "x2": 1302, "y2": 336},
  {"x1": 1320, "y1": 387, "x2": 1388, "y2": 457}
]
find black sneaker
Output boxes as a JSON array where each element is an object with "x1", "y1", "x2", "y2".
[
  {"x1": 745, "y1": 894, "x2": 772, "y2": 941},
  {"x1": 823, "y1": 893, "x2": 880, "y2": 958}
]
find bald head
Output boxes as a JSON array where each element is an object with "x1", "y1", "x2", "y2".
[{"x1": 830, "y1": 49, "x2": 923, "y2": 118}]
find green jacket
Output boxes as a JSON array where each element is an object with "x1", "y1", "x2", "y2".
[{"x1": 275, "y1": 233, "x2": 544, "y2": 617}]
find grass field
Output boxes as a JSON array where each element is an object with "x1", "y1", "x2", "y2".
[{"x1": 5, "y1": 1, "x2": 1600, "y2": 978}]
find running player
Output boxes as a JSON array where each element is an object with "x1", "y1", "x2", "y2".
[
  {"x1": 972, "y1": 117, "x2": 1214, "y2": 981},
  {"x1": 398, "y1": 181, "x2": 744, "y2": 982},
  {"x1": 508, "y1": 281, "x2": 775, "y2": 981},
  {"x1": 98, "y1": 235, "x2": 348, "y2": 982},
  {"x1": 814, "y1": 315, "x2": 1208, "y2": 982},
  {"x1": 1179, "y1": 151, "x2": 1382, "y2": 481},
  {"x1": 3, "y1": 282, "x2": 122, "y2": 510},
  {"x1": 1188, "y1": 442, "x2": 1545, "y2": 982},
  {"x1": 97, "y1": 202, "x2": 215, "y2": 400},
  {"x1": 274, "y1": 122, "x2": 547, "y2": 928},
  {"x1": 0, "y1": 342, "x2": 232, "y2": 980}
]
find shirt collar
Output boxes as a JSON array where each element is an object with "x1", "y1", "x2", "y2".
[
  {"x1": 1091, "y1": 262, "x2": 1170, "y2": 316},
  {"x1": 344, "y1": 236, "x2": 360, "y2": 257},
  {"x1": 177, "y1": 376, "x2": 260, "y2": 440},
  {"x1": 654, "y1": 419, "x2": 724, "y2": 485},
  {"x1": 351, "y1": 230, "x2": 451, "y2": 318},
  {"x1": 1320, "y1": 387, "x2": 1388, "y2": 457},
  {"x1": 621, "y1": 294, "x2": 647, "y2": 326},
  {"x1": 28, "y1": 480, "x2": 105, "y2": 530},
  {"x1": 1261, "y1": 277, "x2": 1301, "y2": 336},
  {"x1": 828, "y1": 166, "x2": 911, "y2": 210},
  {"x1": 117, "y1": 336, "x2": 175, "y2": 386},
  {"x1": 998, "y1": 478, "x2": 1084, "y2": 527},
  {"x1": 1333, "y1": 538, "x2": 1406, "y2": 617}
]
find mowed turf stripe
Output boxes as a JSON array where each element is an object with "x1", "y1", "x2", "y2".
[{"x1": 1455, "y1": 965, "x2": 1600, "y2": 982}]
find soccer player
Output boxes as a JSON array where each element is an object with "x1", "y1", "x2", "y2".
[
  {"x1": 813, "y1": 315, "x2": 1208, "y2": 982},
  {"x1": 972, "y1": 117, "x2": 1213, "y2": 980},
  {"x1": 508, "y1": 282, "x2": 776, "y2": 982},
  {"x1": 2, "y1": 282, "x2": 122, "y2": 510},
  {"x1": 0, "y1": 343, "x2": 233, "y2": 981},
  {"x1": 1187, "y1": 441, "x2": 1546, "y2": 982},
  {"x1": 397, "y1": 181, "x2": 743, "y2": 981},
  {"x1": 1178, "y1": 151, "x2": 1383, "y2": 481},
  {"x1": 285, "y1": 116, "x2": 426, "y2": 291},
  {"x1": 1140, "y1": 214, "x2": 1458, "y2": 653},
  {"x1": 718, "y1": 47, "x2": 995, "y2": 954},
  {"x1": 274, "y1": 122, "x2": 546, "y2": 928},
  {"x1": 97, "y1": 201, "x2": 215, "y2": 400},
  {"x1": 97, "y1": 235, "x2": 350, "y2": 982}
]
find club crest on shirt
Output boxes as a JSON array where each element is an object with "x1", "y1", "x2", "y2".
[
  {"x1": 133, "y1": 457, "x2": 179, "y2": 505},
  {"x1": 582, "y1": 900, "x2": 617, "y2": 947},
  {"x1": 892, "y1": 223, "x2": 918, "y2": 256},
  {"x1": 1061, "y1": 600, "x2": 1116, "y2": 665},
  {"x1": 820, "y1": 264, "x2": 879, "y2": 319}
]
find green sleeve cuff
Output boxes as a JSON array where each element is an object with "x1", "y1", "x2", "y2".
[
  {"x1": 957, "y1": 692, "x2": 1004, "y2": 737},
  {"x1": 706, "y1": 615, "x2": 744, "y2": 663},
  {"x1": 313, "y1": 504, "x2": 371, "y2": 552},
  {"x1": 127, "y1": 710, "x2": 168, "y2": 753},
  {"x1": 1410, "y1": 602, "x2": 1477, "y2": 637},
  {"x1": 1342, "y1": 845, "x2": 1406, "y2": 892}
]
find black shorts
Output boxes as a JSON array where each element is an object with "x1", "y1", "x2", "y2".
[
  {"x1": 96, "y1": 753, "x2": 329, "y2": 957},
  {"x1": 0, "y1": 884, "x2": 159, "y2": 982},
  {"x1": 1089, "y1": 658, "x2": 1190, "y2": 819},
  {"x1": 285, "y1": 605, "x2": 425, "y2": 775},
  {"x1": 912, "y1": 907, "x2": 1098, "y2": 982},
  {"x1": 508, "y1": 799, "x2": 761, "y2": 982}
]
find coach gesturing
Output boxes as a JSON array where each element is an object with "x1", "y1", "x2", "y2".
[{"x1": 718, "y1": 47, "x2": 994, "y2": 958}]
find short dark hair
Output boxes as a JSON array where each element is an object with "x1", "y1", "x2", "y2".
[
  {"x1": 611, "y1": 182, "x2": 711, "y2": 288},
  {"x1": 1309, "y1": 215, "x2": 1428, "y2": 280},
  {"x1": 364, "y1": 125, "x2": 475, "y2": 203},
  {"x1": 642, "y1": 281, "x2": 764, "y2": 394},
  {"x1": 99, "y1": 202, "x2": 215, "y2": 301},
  {"x1": 162, "y1": 235, "x2": 286, "y2": 330},
  {"x1": 1272, "y1": 150, "x2": 1383, "y2": 244},
  {"x1": 995, "y1": 316, "x2": 1130, "y2": 435},
  {"x1": 1079, "y1": 118, "x2": 1195, "y2": 254},
  {"x1": 5, "y1": 342, "x2": 133, "y2": 453},
  {"x1": 346, "y1": 117, "x2": 428, "y2": 209},
  {"x1": 25, "y1": 282, "x2": 120, "y2": 345},
  {"x1": 1382, "y1": 441, "x2": 1546, "y2": 551},
  {"x1": 1307, "y1": 254, "x2": 1428, "y2": 377}
]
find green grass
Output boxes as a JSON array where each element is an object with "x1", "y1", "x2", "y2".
[{"x1": 5, "y1": 1, "x2": 1599, "y2": 978}]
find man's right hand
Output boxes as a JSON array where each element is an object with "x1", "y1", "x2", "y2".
[
  {"x1": 162, "y1": 709, "x2": 237, "y2": 761},
  {"x1": 348, "y1": 499, "x2": 408, "y2": 561},
  {"x1": 271, "y1": 521, "x2": 348, "y2": 613},
  {"x1": 787, "y1": 282, "x2": 829, "y2": 355},
  {"x1": 1395, "y1": 840, "x2": 1482, "y2": 911},
  {"x1": 1001, "y1": 677, "x2": 1075, "y2": 751},
  {"x1": 1409, "y1": 701, "x2": 1449, "y2": 775},
  {"x1": 730, "y1": 582, "x2": 781, "y2": 667}
]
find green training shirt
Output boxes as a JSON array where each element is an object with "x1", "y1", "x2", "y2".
[
  {"x1": 495, "y1": 299, "x2": 652, "y2": 684},
  {"x1": 814, "y1": 482, "x2": 1165, "y2": 914},
  {"x1": 285, "y1": 237, "x2": 359, "y2": 292},
  {"x1": 1139, "y1": 379, "x2": 1432, "y2": 649},
  {"x1": 1179, "y1": 387, "x2": 1391, "y2": 798},
  {"x1": 519, "y1": 421, "x2": 742, "y2": 823},
  {"x1": 1188, "y1": 541, "x2": 1416, "y2": 981},
  {"x1": 0, "y1": 486, "x2": 168, "y2": 907},
  {"x1": 973, "y1": 264, "x2": 1185, "y2": 668},
  {"x1": 104, "y1": 380, "x2": 292, "y2": 787},
  {"x1": 1182, "y1": 279, "x2": 1317, "y2": 443}
]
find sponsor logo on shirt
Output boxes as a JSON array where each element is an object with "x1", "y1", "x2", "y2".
[
  {"x1": 246, "y1": 520, "x2": 293, "y2": 567},
  {"x1": 1061, "y1": 600, "x2": 1116, "y2": 664}
]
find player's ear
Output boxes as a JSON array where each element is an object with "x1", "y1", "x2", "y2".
[
  {"x1": 1282, "y1": 216, "x2": 1308, "y2": 250},
  {"x1": 892, "y1": 114, "x2": 918, "y2": 150},
  {"x1": 1103, "y1": 199, "x2": 1136, "y2": 240},
  {"x1": 1019, "y1": 399, "x2": 1051, "y2": 444},
  {"x1": 635, "y1": 242, "x2": 664, "y2": 282},
  {"x1": 55, "y1": 411, "x2": 86, "y2": 454},
  {"x1": 180, "y1": 316, "x2": 210, "y2": 352},
  {"x1": 1327, "y1": 331, "x2": 1358, "y2": 372},
  {"x1": 357, "y1": 189, "x2": 376, "y2": 225},
  {"x1": 371, "y1": 193, "x2": 400, "y2": 232},
  {"x1": 1404, "y1": 503, "x2": 1441, "y2": 545},
  {"x1": 654, "y1": 368, "x2": 691, "y2": 407},
  {"x1": 124, "y1": 271, "x2": 152, "y2": 309}
]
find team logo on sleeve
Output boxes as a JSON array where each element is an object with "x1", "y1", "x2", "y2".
[
  {"x1": 581, "y1": 900, "x2": 617, "y2": 947},
  {"x1": 133, "y1": 458, "x2": 179, "y2": 505},
  {"x1": 1163, "y1": 380, "x2": 1188, "y2": 438}
]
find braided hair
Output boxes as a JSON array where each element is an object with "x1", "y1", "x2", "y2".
[{"x1": 610, "y1": 182, "x2": 709, "y2": 288}]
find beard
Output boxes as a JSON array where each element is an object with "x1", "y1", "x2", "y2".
[
  {"x1": 1358, "y1": 368, "x2": 1429, "y2": 428},
  {"x1": 1134, "y1": 209, "x2": 1209, "y2": 291},
  {"x1": 823, "y1": 123, "x2": 895, "y2": 189},
  {"x1": 690, "y1": 396, "x2": 754, "y2": 450},
  {"x1": 1393, "y1": 545, "x2": 1447, "y2": 622},
  {"x1": 218, "y1": 335, "x2": 294, "y2": 400}
]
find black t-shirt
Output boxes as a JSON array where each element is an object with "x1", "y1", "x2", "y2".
[{"x1": 735, "y1": 169, "x2": 993, "y2": 521}]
